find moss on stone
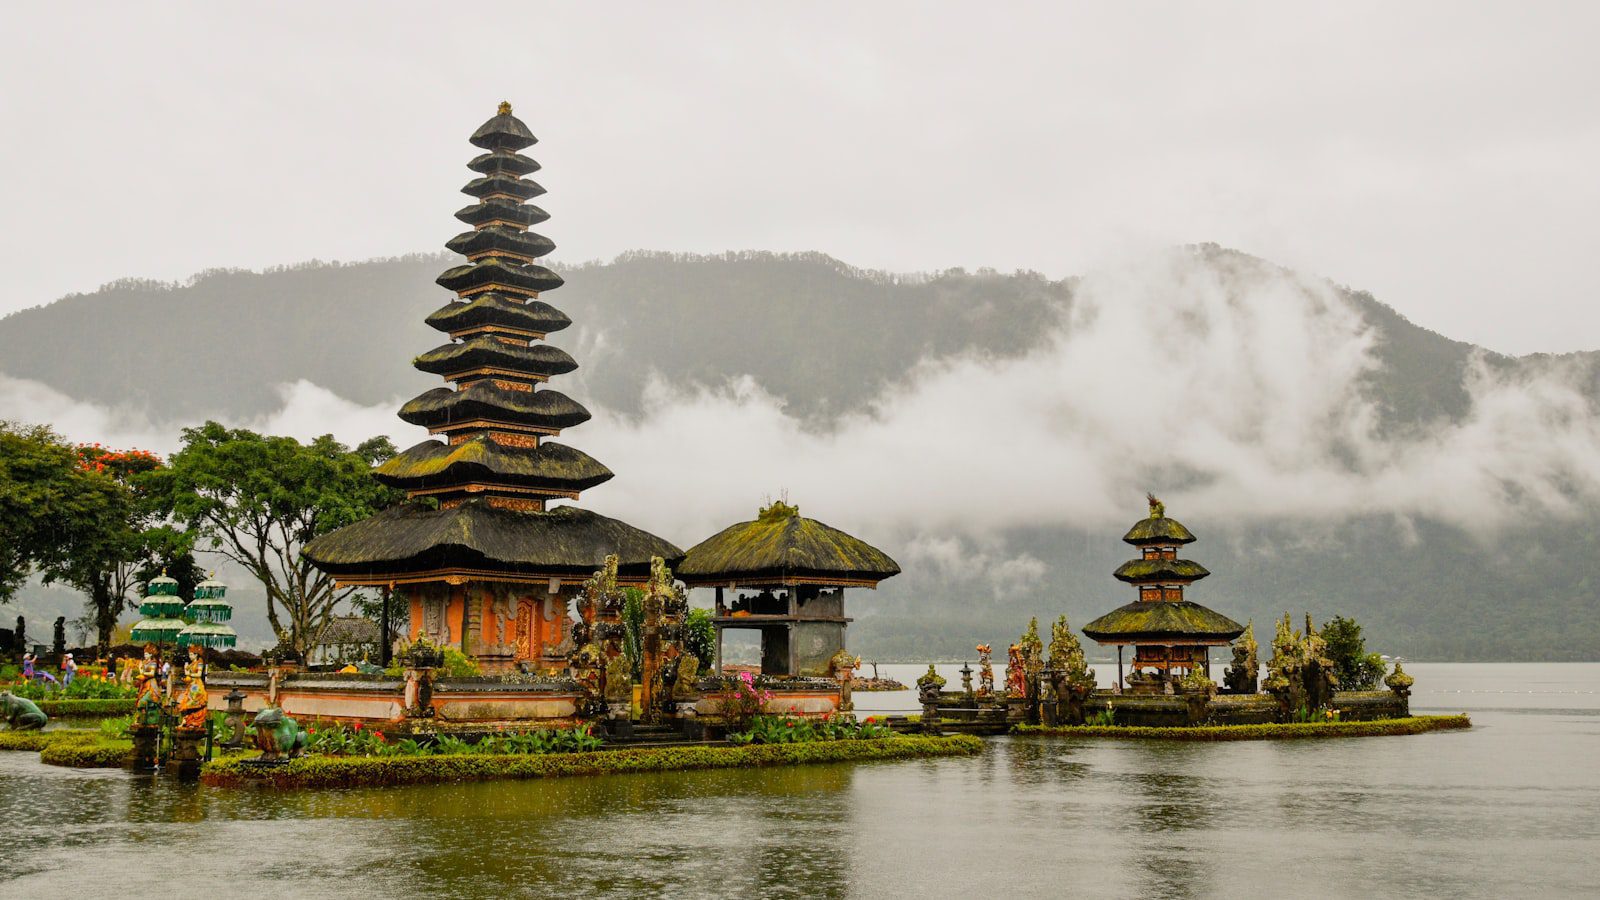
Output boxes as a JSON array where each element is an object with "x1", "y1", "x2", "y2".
[{"x1": 677, "y1": 501, "x2": 900, "y2": 585}]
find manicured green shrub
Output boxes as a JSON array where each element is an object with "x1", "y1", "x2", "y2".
[
  {"x1": 729, "y1": 713, "x2": 894, "y2": 745},
  {"x1": 6, "y1": 677, "x2": 136, "y2": 701},
  {"x1": 35, "y1": 698, "x2": 137, "y2": 717},
  {"x1": 203, "y1": 734, "x2": 984, "y2": 789},
  {"x1": 1013, "y1": 714, "x2": 1469, "y2": 741},
  {"x1": 0, "y1": 730, "x2": 96, "y2": 752},
  {"x1": 40, "y1": 738, "x2": 133, "y2": 768}
]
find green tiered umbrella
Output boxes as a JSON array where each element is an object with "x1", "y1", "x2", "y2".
[
  {"x1": 130, "y1": 571, "x2": 187, "y2": 644},
  {"x1": 179, "y1": 575, "x2": 237, "y2": 648}
]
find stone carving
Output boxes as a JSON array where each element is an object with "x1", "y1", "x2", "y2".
[
  {"x1": 0, "y1": 691, "x2": 47, "y2": 730},
  {"x1": 1224, "y1": 621, "x2": 1259, "y2": 694},
  {"x1": 1046, "y1": 616, "x2": 1096, "y2": 725},
  {"x1": 976, "y1": 644, "x2": 995, "y2": 697},
  {"x1": 916, "y1": 665, "x2": 946, "y2": 734},
  {"x1": 490, "y1": 585, "x2": 515, "y2": 649},
  {"x1": 1264, "y1": 613, "x2": 1338, "y2": 719},
  {"x1": 421, "y1": 594, "x2": 447, "y2": 645},
  {"x1": 249, "y1": 706, "x2": 308, "y2": 760}
]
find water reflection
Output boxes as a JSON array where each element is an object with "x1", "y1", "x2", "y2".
[{"x1": 2, "y1": 665, "x2": 1599, "y2": 898}]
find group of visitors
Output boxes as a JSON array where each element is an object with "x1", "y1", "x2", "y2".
[{"x1": 18, "y1": 652, "x2": 76, "y2": 687}]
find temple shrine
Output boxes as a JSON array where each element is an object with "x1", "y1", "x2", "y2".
[
  {"x1": 677, "y1": 501, "x2": 899, "y2": 677},
  {"x1": 303, "y1": 104, "x2": 682, "y2": 672},
  {"x1": 1082, "y1": 496, "x2": 1244, "y2": 690}
]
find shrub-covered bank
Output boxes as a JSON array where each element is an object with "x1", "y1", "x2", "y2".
[
  {"x1": 37, "y1": 698, "x2": 136, "y2": 717},
  {"x1": 0, "y1": 730, "x2": 89, "y2": 752},
  {"x1": 204, "y1": 735, "x2": 984, "y2": 789},
  {"x1": 1013, "y1": 715, "x2": 1469, "y2": 741},
  {"x1": 39, "y1": 738, "x2": 133, "y2": 767}
]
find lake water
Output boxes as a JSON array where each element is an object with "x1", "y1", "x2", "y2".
[{"x1": 1, "y1": 663, "x2": 1596, "y2": 898}]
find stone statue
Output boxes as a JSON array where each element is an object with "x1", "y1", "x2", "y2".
[
  {"x1": 1005, "y1": 643, "x2": 1026, "y2": 696},
  {"x1": 249, "y1": 706, "x2": 308, "y2": 760},
  {"x1": 976, "y1": 644, "x2": 995, "y2": 697},
  {"x1": 1046, "y1": 616, "x2": 1096, "y2": 725},
  {"x1": 52, "y1": 616, "x2": 65, "y2": 656},
  {"x1": 13, "y1": 616, "x2": 23, "y2": 657},
  {"x1": 0, "y1": 691, "x2": 47, "y2": 730},
  {"x1": 916, "y1": 665, "x2": 946, "y2": 734},
  {"x1": 669, "y1": 650, "x2": 701, "y2": 701},
  {"x1": 134, "y1": 644, "x2": 163, "y2": 726},
  {"x1": 829, "y1": 648, "x2": 859, "y2": 712},
  {"x1": 1224, "y1": 621, "x2": 1259, "y2": 694}
]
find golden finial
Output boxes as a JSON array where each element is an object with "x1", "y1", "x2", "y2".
[{"x1": 497, "y1": 101, "x2": 513, "y2": 116}]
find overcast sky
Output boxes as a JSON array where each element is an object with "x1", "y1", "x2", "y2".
[{"x1": 1, "y1": 2, "x2": 1595, "y2": 355}]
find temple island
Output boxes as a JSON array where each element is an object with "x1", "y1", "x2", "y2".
[
  {"x1": 201, "y1": 104, "x2": 886, "y2": 738},
  {"x1": 0, "y1": 105, "x2": 1461, "y2": 789}
]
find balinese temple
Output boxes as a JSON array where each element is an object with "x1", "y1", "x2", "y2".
[
  {"x1": 304, "y1": 103, "x2": 682, "y2": 672},
  {"x1": 1082, "y1": 496, "x2": 1244, "y2": 688},
  {"x1": 676, "y1": 501, "x2": 900, "y2": 677}
]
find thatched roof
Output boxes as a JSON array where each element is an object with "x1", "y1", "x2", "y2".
[
  {"x1": 1123, "y1": 516, "x2": 1197, "y2": 545},
  {"x1": 412, "y1": 337, "x2": 577, "y2": 379},
  {"x1": 318, "y1": 616, "x2": 381, "y2": 645},
  {"x1": 374, "y1": 437, "x2": 612, "y2": 493},
  {"x1": 454, "y1": 200, "x2": 550, "y2": 229},
  {"x1": 470, "y1": 106, "x2": 537, "y2": 151},
  {"x1": 1113, "y1": 558, "x2": 1211, "y2": 583},
  {"x1": 445, "y1": 227, "x2": 555, "y2": 262},
  {"x1": 398, "y1": 382, "x2": 590, "y2": 432},
  {"x1": 302, "y1": 499, "x2": 682, "y2": 580},
  {"x1": 425, "y1": 293, "x2": 570, "y2": 336},
  {"x1": 436, "y1": 256, "x2": 563, "y2": 295},
  {"x1": 676, "y1": 501, "x2": 900, "y2": 587},
  {"x1": 467, "y1": 150, "x2": 540, "y2": 177},
  {"x1": 1082, "y1": 600, "x2": 1244, "y2": 645},
  {"x1": 461, "y1": 174, "x2": 545, "y2": 202}
]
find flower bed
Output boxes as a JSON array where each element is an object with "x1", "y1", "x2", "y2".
[
  {"x1": 202, "y1": 734, "x2": 984, "y2": 789},
  {"x1": 1012, "y1": 714, "x2": 1469, "y2": 741}
]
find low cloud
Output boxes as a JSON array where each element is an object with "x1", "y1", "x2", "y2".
[{"x1": 6, "y1": 247, "x2": 1598, "y2": 557}]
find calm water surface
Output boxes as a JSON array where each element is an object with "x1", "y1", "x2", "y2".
[{"x1": 1, "y1": 662, "x2": 1596, "y2": 899}]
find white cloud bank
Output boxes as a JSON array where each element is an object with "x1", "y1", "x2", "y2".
[{"x1": 6, "y1": 248, "x2": 1598, "y2": 553}]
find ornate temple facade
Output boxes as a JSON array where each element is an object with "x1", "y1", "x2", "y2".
[
  {"x1": 1082, "y1": 496, "x2": 1244, "y2": 689},
  {"x1": 303, "y1": 104, "x2": 682, "y2": 672}
]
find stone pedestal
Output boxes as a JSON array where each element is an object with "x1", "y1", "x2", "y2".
[
  {"x1": 169, "y1": 728, "x2": 205, "y2": 780},
  {"x1": 130, "y1": 724, "x2": 159, "y2": 769}
]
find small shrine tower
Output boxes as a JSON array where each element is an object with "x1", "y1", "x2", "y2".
[
  {"x1": 676, "y1": 501, "x2": 900, "y2": 677},
  {"x1": 304, "y1": 104, "x2": 682, "y2": 671},
  {"x1": 1082, "y1": 496, "x2": 1244, "y2": 688}
]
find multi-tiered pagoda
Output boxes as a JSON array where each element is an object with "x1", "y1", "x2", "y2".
[
  {"x1": 304, "y1": 103, "x2": 682, "y2": 672},
  {"x1": 1082, "y1": 496, "x2": 1244, "y2": 689}
]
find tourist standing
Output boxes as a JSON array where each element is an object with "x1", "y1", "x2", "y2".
[
  {"x1": 62, "y1": 653, "x2": 77, "y2": 686},
  {"x1": 21, "y1": 652, "x2": 34, "y2": 680}
]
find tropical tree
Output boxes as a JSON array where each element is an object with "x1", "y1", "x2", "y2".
[{"x1": 150, "y1": 422, "x2": 399, "y2": 657}]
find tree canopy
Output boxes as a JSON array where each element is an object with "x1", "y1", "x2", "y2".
[{"x1": 149, "y1": 422, "x2": 399, "y2": 657}]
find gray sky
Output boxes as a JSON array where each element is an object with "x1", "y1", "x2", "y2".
[{"x1": 1, "y1": 2, "x2": 1595, "y2": 355}]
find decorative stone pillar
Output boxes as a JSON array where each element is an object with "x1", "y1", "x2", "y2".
[
  {"x1": 915, "y1": 664, "x2": 946, "y2": 735},
  {"x1": 223, "y1": 688, "x2": 248, "y2": 748},
  {"x1": 960, "y1": 662, "x2": 974, "y2": 699}
]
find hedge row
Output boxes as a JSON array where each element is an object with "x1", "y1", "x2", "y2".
[
  {"x1": 40, "y1": 738, "x2": 133, "y2": 768},
  {"x1": 203, "y1": 734, "x2": 984, "y2": 789},
  {"x1": 1012, "y1": 715, "x2": 1470, "y2": 741},
  {"x1": 36, "y1": 699, "x2": 137, "y2": 717},
  {"x1": 0, "y1": 720, "x2": 104, "y2": 749}
]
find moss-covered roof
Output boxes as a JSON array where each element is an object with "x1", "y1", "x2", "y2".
[
  {"x1": 1112, "y1": 558, "x2": 1210, "y2": 583},
  {"x1": 398, "y1": 383, "x2": 591, "y2": 432},
  {"x1": 302, "y1": 500, "x2": 682, "y2": 579},
  {"x1": 676, "y1": 501, "x2": 900, "y2": 586},
  {"x1": 445, "y1": 227, "x2": 555, "y2": 262},
  {"x1": 436, "y1": 257, "x2": 563, "y2": 296},
  {"x1": 461, "y1": 174, "x2": 546, "y2": 202},
  {"x1": 1122, "y1": 516, "x2": 1197, "y2": 545},
  {"x1": 469, "y1": 107, "x2": 537, "y2": 152},
  {"x1": 374, "y1": 437, "x2": 612, "y2": 493},
  {"x1": 467, "y1": 150, "x2": 540, "y2": 177},
  {"x1": 1082, "y1": 600, "x2": 1244, "y2": 644},
  {"x1": 454, "y1": 200, "x2": 550, "y2": 229},
  {"x1": 412, "y1": 337, "x2": 577, "y2": 379},
  {"x1": 425, "y1": 293, "x2": 570, "y2": 336}
]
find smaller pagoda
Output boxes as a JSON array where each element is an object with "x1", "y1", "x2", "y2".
[
  {"x1": 1082, "y1": 496, "x2": 1244, "y2": 690},
  {"x1": 676, "y1": 501, "x2": 900, "y2": 677}
]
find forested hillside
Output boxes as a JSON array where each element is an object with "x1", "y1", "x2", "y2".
[{"x1": 2, "y1": 248, "x2": 1596, "y2": 660}]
